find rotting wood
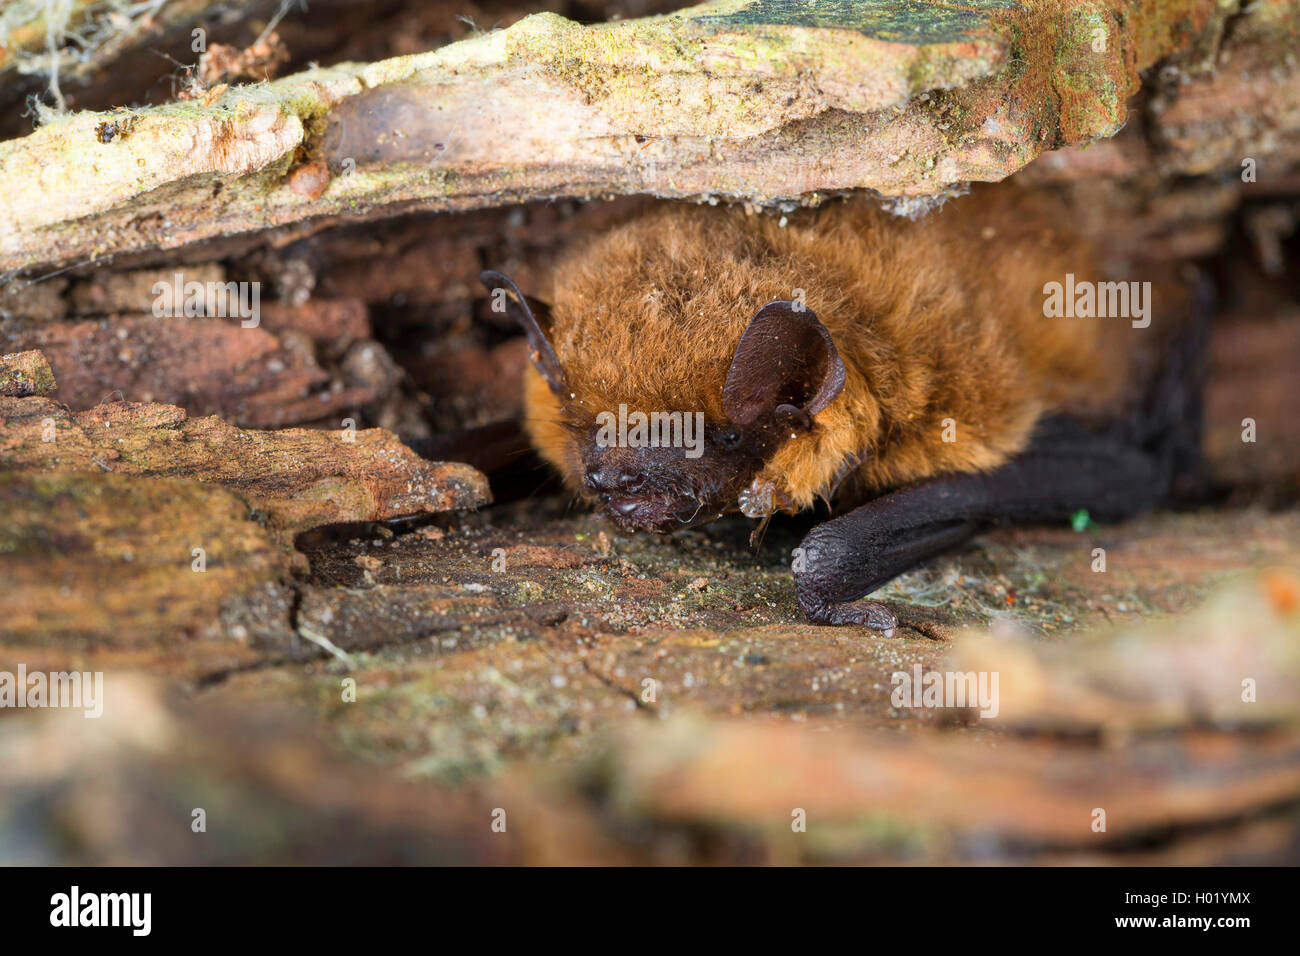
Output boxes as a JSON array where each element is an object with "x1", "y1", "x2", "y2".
[
  {"x1": 0, "y1": 384, "x2": 491, "y2": 543},
  {"x1": 0, "y1": 0, "x2": 1268, "y2": 275},
  {"x1": 0, "y1": 348, "x2": 55, "y2": 395},
  {"x1": 0, "y1": 469, "x2": 292, "y2": 654}
]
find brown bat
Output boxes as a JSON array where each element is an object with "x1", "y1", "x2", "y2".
[{"x1": 480, "y1": 184, "x2": 1205, "y2": 631}]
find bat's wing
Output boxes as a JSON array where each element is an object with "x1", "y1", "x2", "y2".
[{"x1": 796, "y1": 277, "x2": 1211, "y2": 629}]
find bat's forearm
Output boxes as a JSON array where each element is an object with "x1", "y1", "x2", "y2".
[{"x1": 795, "y1": 415, "x2": 1171, "y2": 627}]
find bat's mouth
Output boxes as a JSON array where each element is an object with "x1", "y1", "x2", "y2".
[{"x1": 602, "y1": 494, "x2": 714, "y2": 533}]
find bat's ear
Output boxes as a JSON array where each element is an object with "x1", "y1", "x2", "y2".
[
  {"x1": 479, "y1": 269, "x2": 566, "y2": 395},
  {"x1": 723, "y1": 301, "x2": 846, "y2": 429}
]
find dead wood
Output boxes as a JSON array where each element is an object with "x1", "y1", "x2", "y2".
[
  {"x1": 5, "y1": 0, "x2": 1289, "y2": 275},
  {"x1": 0, "y1": 382, "x2": 490, "y2": 544}
]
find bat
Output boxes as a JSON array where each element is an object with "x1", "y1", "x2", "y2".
[{"x1": 478, "y1": 184, "x2": 1206, "y2": 631}]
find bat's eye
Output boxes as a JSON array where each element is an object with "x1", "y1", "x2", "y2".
[{"x1": 718, "y1": 427, "x2": 743, "y2": 450}]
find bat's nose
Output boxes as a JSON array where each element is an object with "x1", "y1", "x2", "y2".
[{"x1": 584, "y1": 465, "x2": 639, "y2": 493}]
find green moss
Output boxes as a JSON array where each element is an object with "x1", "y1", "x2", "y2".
[{"x1": 694, "y1": 0, "x2": 1018, "y2": 45}]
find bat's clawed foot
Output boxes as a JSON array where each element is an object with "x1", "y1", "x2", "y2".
[
  {"x1": 799, "y1": 595, "x2": 898, "y2": 635},
  {"x1": 794, "y1": 517, "x2": 903, "y2": 634}
]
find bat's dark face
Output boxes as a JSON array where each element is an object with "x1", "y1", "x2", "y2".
[
  {"x1": 480, "y1": 270, "x2": 846, "y2": 534},
  {"x1": 575, "y1": 417, "x2": 787, "y2": 533}
]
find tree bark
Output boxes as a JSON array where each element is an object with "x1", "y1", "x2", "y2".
[{"x1": 5, "y1": 0, "x2": 1285, "y2": 275}]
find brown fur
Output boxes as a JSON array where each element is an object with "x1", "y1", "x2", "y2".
[{"x1": 523, "y1": 183, "x2": 1138, "y2": 516}]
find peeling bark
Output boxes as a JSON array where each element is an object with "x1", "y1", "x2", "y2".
[
  {"x1": 0, "y1": 0, "x2": 1264, "y2": 274},
  {"x1": 0, "y1": 387, "x2": 490, "y2": 542}
]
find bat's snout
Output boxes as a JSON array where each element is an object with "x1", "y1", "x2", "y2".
[
  {"x1": 581, "y1": 443, "x2": 730, "y2": 533},
  {"x1": 603, "y1": 494, "x2": 704, "y2": 533}
]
